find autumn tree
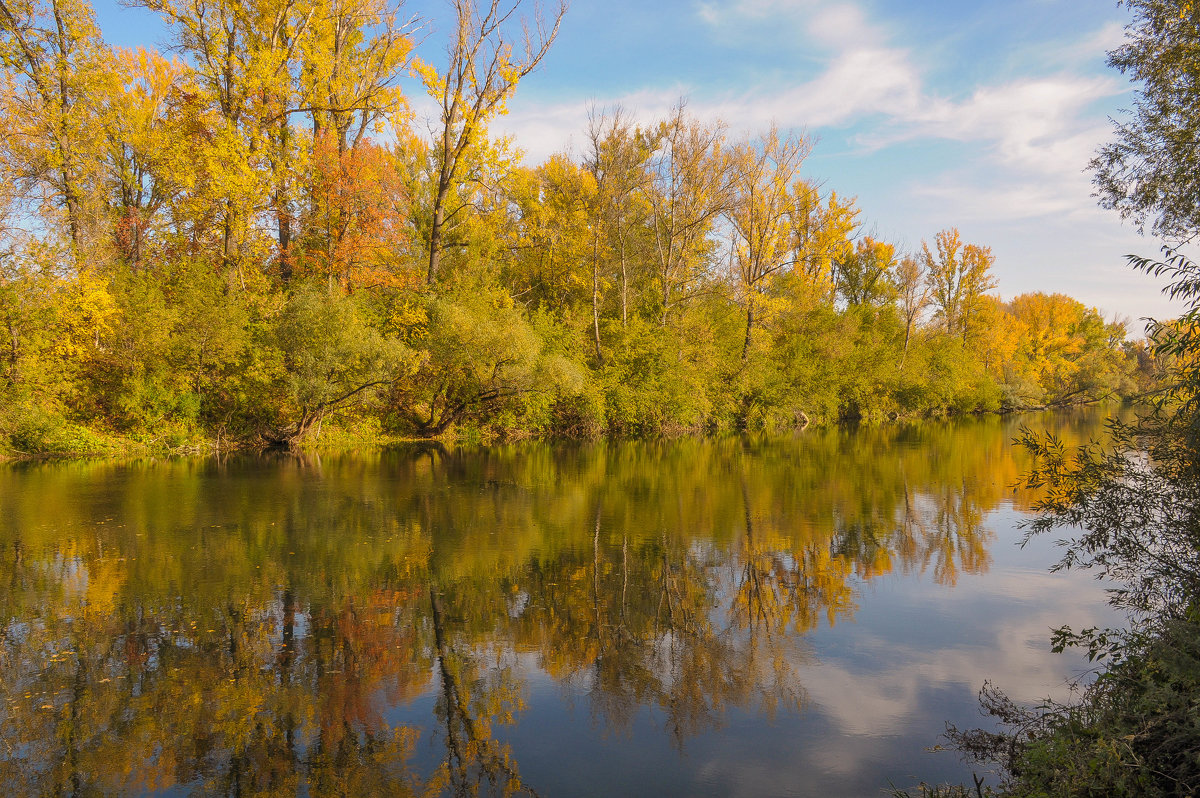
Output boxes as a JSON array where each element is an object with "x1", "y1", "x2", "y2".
[
  {"x1": 0, "y1": 0, "x2": 109, "y2": 261},
  {"x1": 1005, "y1": 292, "x2": 1131, "y2": 405},
  {"x1": 0, "y1": 246, "x2": 114, "y2": 398},
  {"x1": 136, "y1": 0, "x2": 323, "y2": 277},
  {"x1": 505, "y1": 154, "x2": 595, "y2": 319},
  {"x1": 973, "y1": 295, "x2": 1024, "y2": 380},
  {"x1": 725, "y1": 126, "x2": 811, "y2": 360},
  {"x1": 894, "y1": 253, "x2": 928, "y2": 370},
  {"x1": 99, "y1": 48, "x2": 188, "y2": 272},
  {"x1": 646, "y1": 105, "x2": 729, "y2": 326},
  {"x1": 292, "y1": 0, "x2": 414, "y2": 284},
  {"x1": 583, "y1": 105, "x2": 654, "y2": 332},
  {"x1": 837, "y1": 236, "x2": 897, "y2": 308},
  {"x1": 789, "y1": 183, "x2": 858, "y2": 295},
  {"x1": 419, "y1": 0, "x2": 565, "y2": 285},
  {"x1": 297, "y1": 137, "x2": 412, "y2": 292},
  {"x1": 921, "y1": 228, "x2": 996, "y2": 340},
  {"x1": 301, "y1": 0, "x2": 413, "y2": 153},
  {"x1": 0, "y1": 0, "x2": 1150, "y2": 447}
]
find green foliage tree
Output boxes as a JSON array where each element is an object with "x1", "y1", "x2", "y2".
[
  {"x1": 269, "y1": 283, "x2": 411, "y2": 446},
  {"x1": 389, "y1": 279, "x2": 584, "y2": 436},
  {"x1": 1091, "y1": 0, "x2": 1200, "y2": 239}
]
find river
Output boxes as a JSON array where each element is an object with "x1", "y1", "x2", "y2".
[{"x1": 0, "y1": 409, "x2": 1124, "y2": 796}]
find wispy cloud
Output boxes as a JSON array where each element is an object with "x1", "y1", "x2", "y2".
[
  {"x1": 880, "y1": 75, "x2": 1123, "y2": 169},
  {"x1": 695, "y1": 0, "x2": 815, "y2": 27},
  {"x1": 696, "y1": 0, "x2": 884, "y2": 49},
  {"x1": 746, "y1": 46, "x2": 922, "y2": 127},
  {"x1": 477, "y1": 1, "x2": 1174, "y2": 319},
  {"x1": 496, "y1": 1, "x2": 1125, "y2": 207}
]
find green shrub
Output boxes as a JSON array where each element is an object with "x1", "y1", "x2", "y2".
[{"x1": 2, "y1": 401, "x2": 114, "y2": 457}]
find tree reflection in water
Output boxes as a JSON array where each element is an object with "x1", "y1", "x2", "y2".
[{"x1": 0, "y1": 410, "x2": 1111, "y2": 795}]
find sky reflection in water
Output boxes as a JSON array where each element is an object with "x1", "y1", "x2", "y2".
[{"x1": 0, "y1": 410, "x2": 1122, "y2": 796}]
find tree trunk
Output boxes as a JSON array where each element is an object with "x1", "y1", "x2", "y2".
[
  {"x1": 661, "y1": 273, "x2": 671, "y2": 327},
  {"x1": 618, "y1": 209, "x2": 628, "y2": 328},
  {"x1": 277, "y1": 117, "x2": 293, "y2": 285},
  {"x1": 53, "y1": 0, "x2": 83, "y2": 261},
  {"x1": 428, "y1": 136, "x2": 456, "y2": 286},
  {"x1": 223, "y1": 208, "x2": 238, "y2": 275},
  {"x1": 592, "y1": 234, "x2": 603, "y2": 363},
  {"x1": 900, "y1": 318, "x2": 913, "y2": 371},
  {"x1": 428, "y1": 191, "x2": 447, "y2": 285},
  {"x1": 6, "y1": 316, "x2": 19, "y2": 383},
  {"x1": 741, "y1": 295, "x2": 755, "y2": 362}
]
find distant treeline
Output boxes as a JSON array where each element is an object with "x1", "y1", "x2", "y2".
[{"x1": 0, "y1": 0, "x2": 1162, "y2": 454}]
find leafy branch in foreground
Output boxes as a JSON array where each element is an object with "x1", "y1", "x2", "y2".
[{"x1": 931, "y1": 248, "x2": 1200, "y2": 797}]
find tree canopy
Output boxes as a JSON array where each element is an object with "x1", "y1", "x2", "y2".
[{"x1": 0, "y1": 0, "x2": 1152, "y2": 457}]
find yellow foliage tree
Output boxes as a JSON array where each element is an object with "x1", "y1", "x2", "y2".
[
  {"x1": 725, "y1": 126, "x2": 812, "y2": 361},
  {"x1": 417, "y1": 0, "x2": 565, "y2": 286},
  {"x1": 0, "y1": 0, "x2": 110, "y2": 261}
]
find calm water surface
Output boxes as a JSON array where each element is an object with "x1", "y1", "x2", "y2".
[{"x1": 0, "y1": 410, "x2": 1123, "y2": 796}]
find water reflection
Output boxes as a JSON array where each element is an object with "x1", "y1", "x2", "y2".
[{"x1": 0, "y1": 410, "x2": 1113, "y2": 796}]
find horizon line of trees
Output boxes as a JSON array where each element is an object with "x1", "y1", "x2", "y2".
[{"x1": 0, "y1": 0, "x2": 1158, "y2": 454}]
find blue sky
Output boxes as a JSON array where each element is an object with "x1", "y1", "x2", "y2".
[{"x1": 93, "y1": 0, "x2": 1179, "y2": 327}]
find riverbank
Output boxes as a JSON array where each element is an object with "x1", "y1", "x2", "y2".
[{"x1": 0, "y1": 397, "x2": 1127, "y2": 462}]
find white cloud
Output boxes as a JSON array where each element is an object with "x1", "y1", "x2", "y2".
[
  {"x1": 476, "y1": 2, "x2": 1174, "y2": 319},
  {"x1": 913, "y1": 181, "x2": 1083, "y2": 223},
  {"x1": 696, "y1": 0, "x2": 814, "y2": 24},
  {"x1": 553, "y1": 3, "x2": 1121, "y2": 179},
  {"x1": 490, "y1": 88, "x2": 686, "y2": 162},
  {"x1": 423, "y1": 0, "x2": 1131, "y2": 199},
  {"x1": 882, "y1": 76, "x2": 1124, "y2": 174},
  {"x1": 759, "y1": 46, "x2": 922, "y2": 127},
  {"x1": 1028, "y1": 19, "x2": 1127, "y2": 70},
  {"x1": 808, "y1": 2, "x2": 876, "y2": 46},
  {"x1": 695, "y1": 0, "x2": 881, "y2": 49}
]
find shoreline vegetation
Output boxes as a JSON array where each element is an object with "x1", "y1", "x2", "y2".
[
  {"x1": 0, "y1": 0, "x2": 1165, "y2": 460},
  {"x1": 0, "y1": 399, "x2": 1131, "y2": 463},
  {"x1": 0, "y1": 400, "x2": 1129, "y2": 463},
  {"x1": 895, "y1": 1, "x2": 1200, "y2": 795}
]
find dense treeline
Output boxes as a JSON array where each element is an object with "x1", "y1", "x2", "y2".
[{"x1": 0, "y1": 0, "x2": 1148, "y2": 454}]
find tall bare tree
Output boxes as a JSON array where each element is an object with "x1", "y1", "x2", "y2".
[
  {"x1": 583, "y1": 105, "x2": 653, "y2": 357},
  {"x1": 894, "y1": 254, "x2": 928, "y2": 370},
  {"x1": 647, "y1": 104, "x2": 729, "y2": 326},
  {"x1": 420, "y1": 0, "x2": 566, "y2": 286}
]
